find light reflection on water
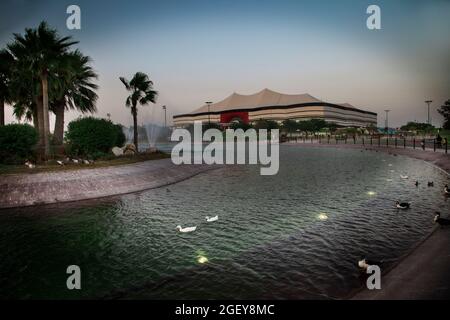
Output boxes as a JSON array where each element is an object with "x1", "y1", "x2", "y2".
[{"x1": 0, "y1": 146, "x2": 448, "y2": 299}]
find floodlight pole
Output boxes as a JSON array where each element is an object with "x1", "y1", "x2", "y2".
[
  {"x1": 425, "y1": 100, "x2": 432, "y2": 125},
  {"x1": 205, "y1": 101, "x2": 213, "y2": 124},
  {"x1": 162, "y1": 105, "x2": 167, "y2": 128},
  {"x1": 384, "y1": 109, "x2": 390, "y2": 134}
]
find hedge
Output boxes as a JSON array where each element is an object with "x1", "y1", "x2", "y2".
[
  {"x1": 65, "y1": 117, "x2": 125, "y2": 158},
  {"x1": 0, "y1": 124, "x2": 38, "y2": 164}
]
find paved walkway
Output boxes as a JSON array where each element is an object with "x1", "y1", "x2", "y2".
[
  {"x1": 352, "y1": 226, "x2": 450, "y2": 299},
  {"x1": 0, "y1": 159, "x2": 218, "y2": 209}
]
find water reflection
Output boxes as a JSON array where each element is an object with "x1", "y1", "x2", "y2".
[{"x1": 0, "y1": 146, "x2": 448, "y2": 299}]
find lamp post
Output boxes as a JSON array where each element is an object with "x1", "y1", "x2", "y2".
[
  {"x1": 162, "y1": 105, "x2": 167, "y2": 128},
  {"x1": 384, "y1": 109, "x2": 390, "y2": 134},
  {"x1": 425, "y1": 100, "x2": 432, "y2": 125},
  {"x1": 205, "y1": 101, "x2": 213, "y2": 124}
]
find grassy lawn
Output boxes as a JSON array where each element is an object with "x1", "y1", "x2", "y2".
[{"x1": 0, "y1": 152, "x2": 170, "y2": 176}]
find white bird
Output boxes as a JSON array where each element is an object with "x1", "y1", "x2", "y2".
[
  {"x1": 400, "y1": 175, "x2": 409, "y2": 179},
  {"x1": 206, "y1": 215, "x2": 218, "y2": 222},
  {"x1": 358, "y1": 258, "x2": 382, "y2": 270},
  {"x1": 72, "y1": 159, "x2": 79, "y2": 164},
  {"x1": 24, "y1": 161, "x2": 35, "y2": 169},
  {"x1": 83, "y1": 160, "x2": 90, "y2": 165},
  {"x1": 57, "y1": 160, "x2": 64, "y2": 166},
  {"x1": 358, "y1": 259, "x2": 370, "y2": 270},
  {"x1": 434, "y1": 212, "x2": 450, "y2": 226},
  {"x1": 176, "y1": 225, "x2": 197, "y2": 233}
]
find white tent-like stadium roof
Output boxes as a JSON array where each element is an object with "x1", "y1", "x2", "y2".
[{"x1": 189, "y1": 88, "x2": 356, "y2": 114}]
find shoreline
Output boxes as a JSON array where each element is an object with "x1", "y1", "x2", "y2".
[
  {"x1": 2, "y1": 143, "x2": 449, "y2": 299},
  {"x1": 284, "y1": 142, "x2": 450, "y2": 175},
  {"x1": 0, "y1": 158, "x2": 219, "y2": 209},
  {"x1": 286, "y1": 142, "x2": 450, "y2": 300},
  {"x1": 351, "y1": 225, "x2": 450, "y2": 299}
]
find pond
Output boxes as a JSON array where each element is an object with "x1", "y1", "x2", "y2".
[{"x1": 0, "y1": 146, "x2": 448, "y2": 299}]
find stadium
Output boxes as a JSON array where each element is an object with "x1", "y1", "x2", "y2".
[{"x1": 173, "y1": 88, "x2": 377, "y2": 127}]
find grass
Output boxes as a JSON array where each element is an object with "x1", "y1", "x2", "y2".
[{"x1": 0, "y1": 151, "x2": 170, "y2": 176}]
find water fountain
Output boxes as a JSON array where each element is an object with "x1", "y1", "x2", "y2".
[
  {"x1": 144, "y1": 123, "x2": 162, "y2": 153},
  {"x1": 140, "y1": 105, "x2": 163, "y2": 153},
  {"x1": 121, "y1": 126, "x2": 133, "y2": 144}
]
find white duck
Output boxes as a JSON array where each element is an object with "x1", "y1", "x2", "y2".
[
  {"x1": 400, "y1": 175, "x2": 409, "y2": 179},
  {"x1": 358, "y1": 258, "x2": 382, "y2": 270},
  {"x1": 206, "y1": 215, "x2": 219, "y2": 222},
  {"x1": 56, "y1": 160, "x2": 64, "y2": 166},
  {"x1": 176, "y1": 225, "x2": 197, "y2": 233}
]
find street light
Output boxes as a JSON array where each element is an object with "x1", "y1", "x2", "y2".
[
  {"x1": 425, "y1": 100, "x2": 432, "y2": 125},
  {"x1": 384, "y1": 109, "x2": 390, "y2": 134},
  {"x1": 162, "y1": 105, "x2": 167, "y2": 128},
  {"x1": 205, "y1": 101, "x2": 213, "y2": 124}
]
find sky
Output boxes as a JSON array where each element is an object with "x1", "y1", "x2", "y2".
[{"x1": 1, "y1": 0, "x2": 449, "y2": 128}]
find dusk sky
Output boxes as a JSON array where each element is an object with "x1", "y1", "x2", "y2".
[{"x1": 1, "y1": 0, "x2": 449, "y2": 128}]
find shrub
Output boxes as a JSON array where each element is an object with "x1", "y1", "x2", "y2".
[
  {"x1": 65, "y1": 117, "x2": 126, "y2": 157},
  {"x1": 0, "y1": 124, "x2": 38, "y2": 164}
]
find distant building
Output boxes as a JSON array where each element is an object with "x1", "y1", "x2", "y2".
[{"x1": 173, "y1": 89, "x2": 377, "y2": 127}]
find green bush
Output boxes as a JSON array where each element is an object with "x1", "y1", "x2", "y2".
[
  {"x1": 0, "y1": 124, "x2": 38, "y2": 164},
  {"x1": 65, "y1": 117, "x2": 126, "y2": 157}
]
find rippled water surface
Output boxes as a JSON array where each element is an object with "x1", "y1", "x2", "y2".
[{"x1": 1, "y1": 146, "x2": 449, "y2": 299}]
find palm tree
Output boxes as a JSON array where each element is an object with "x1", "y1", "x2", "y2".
[
  {"x1": 7, "y1": 21, "x2": 77, "y2": 157},
  {"x1": 51, "y1": 50, "x2": 98, "y2": 145},
  {"x1": 120, "y1": 72, "x2": 158, "y2": 151},
  {"x1": 0, "y1": 49, "x2": 14, "y2": 126},
  {"x1": 8, "y1": 53, "x2": 40, "y2": 128}
]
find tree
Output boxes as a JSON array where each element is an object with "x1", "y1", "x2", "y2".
[
  {"x1": 400, "y1": 122, "x2": 434, "y2": 132},
  {"x1": 7, "y1": 21, "x2": 77, "y2": 157},
  {"x1": 438, "y1": 100, "x2": 450, "y2": 129},
  {"x1": 65, "y1": 117, "x2": 125, "y2": 158},
  {"x1": 309, "y1": 118, "x2": 327, "y2": 132},
  {"x1": 119, "y1": 72, "x2": 158, "y2": 152},
  {"x1": 327, "y1": 122, "x2": 338, "y2": 133},
  {"x1": 0, "y1": 124, "x2": 38, "y2": 164},
  {"x1": 366, "y1": 123, "x2": 377, "y2": 135},
  {"x1": 281, "y1": 119, "x2": 298, "y2": 136},
  {"x1": 203, "y1": 122, "x2": 222, "y2": 131},
  {"x1": 0, "y1": 50, "x2": 14, "y2": 126},
  {"x1": 253, "y1": 119, "x2": 279, "y2": 130},
  {"x1": 51, "y1": 50, "x2": 98, "y2": 145},
  {"x1": 229, "y1": 121, "x2": 252, "y2": 131}
]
